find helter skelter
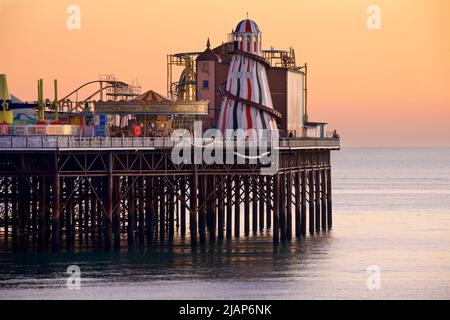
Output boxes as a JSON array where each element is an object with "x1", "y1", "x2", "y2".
[{"x1": 217, "y1": 19, "x2": 280, "y2": 133}]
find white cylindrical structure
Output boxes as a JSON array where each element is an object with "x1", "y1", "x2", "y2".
[{"x1": 217, "y1": 19, "x2": 278, "y2": 133}]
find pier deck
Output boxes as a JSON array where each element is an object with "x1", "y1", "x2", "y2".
[{"x1": 0, "y1": 136, "x2": 340, "y2": 151}]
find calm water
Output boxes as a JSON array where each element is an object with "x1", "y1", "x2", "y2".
[{"x1": 0, "y1": 148, "x2": 449, "y2": 300}]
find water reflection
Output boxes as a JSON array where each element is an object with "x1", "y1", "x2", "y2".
[{"x1": 0, "y1": 231, "x2": 333, "y2": 291}]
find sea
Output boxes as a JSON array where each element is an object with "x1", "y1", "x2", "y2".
[{"x1": 0, "y1": 148, "x2": 449, "y2": 299}]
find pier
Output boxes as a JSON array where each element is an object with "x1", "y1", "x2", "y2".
[
  {"x1": 0, "y1": 136, "x2": 339, "y2": 249},
  {"x1": 0, "y1": 17, "x2": 341, "y2": 250}
]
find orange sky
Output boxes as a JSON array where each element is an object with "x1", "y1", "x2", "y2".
[{"x1": 1, "y1": 0, "x2": 449, "y2": 146}]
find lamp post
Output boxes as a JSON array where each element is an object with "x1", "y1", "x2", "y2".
[
  {"x1": 53, "y1": 79, "x2": 60, "y2": 123},
  {"x1": 37, "y1": 79, "x2": 46, "y2": 123}
]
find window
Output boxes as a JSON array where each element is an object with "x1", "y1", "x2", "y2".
[
  {"x1": 203, "y1": 80, "x2": 209, "y2": 89},
  {"x1": 202, "y1": 63, "x2": 209, "y2": 73}
]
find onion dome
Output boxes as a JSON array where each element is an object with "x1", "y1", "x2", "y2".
[{"x1": 233, "y1": 19, "x2": 260, "y2": 34}]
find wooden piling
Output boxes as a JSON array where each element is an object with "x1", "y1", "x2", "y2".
[
  {"x1": 168, "y1": 176, "x2": 175, "y2": 242},
  {"x1": 301, "y1": 170, "x2": 307, "y2": 237},
  {"x1": 199, "y1": 175, "x2": 206, "y2": 243},
  {"x1": 66, "y1": 178, "x2": 74, "y2": 245},
  {"x1": 279, "y1": 174, "x2": 286, "y2": 241},
  {"x1": 309, "y1": 170, "x2": 315, "y2": 234},
  {"x1": 180, "y1": 176, "x2": 186, "y2": 236},
  {"x1": 209, "y1": 175, "x2": 216, "y2": 242},
  {"x1": 105, "y1": 153, "x2": 113, "y2": 249},
  {"x1": 18, "y1": 157, "x2": 27, "y2": 245},
  {"x1": 159, "y1": 177, "x2": 166, "y2": 242},
  {"x1": 234, "y1": 175, "x2": 240, "y2": 238},
  {"x1": 190, "y1": 167, "x2": 198, "y2": 245},
  {"x1": 17, "y1": 177, "x2": 25, "y2": 245},
  {"x1": 128, "y1": 177, "x2": 136, "y2": 245},
  {"x1": 294, "y1": 170, "x2": 301, "y2": 238},
  {"x1": 315, "y1": 169, "x2": 321, "y2": 233},
  {"x1": 138, "y1": 177, "x2": 145, "y2": 246},
  {"x1": 96, "y1": 178, "x2": 103, "y2": 244},
  {"x1": 327, "y1": 168, "x2": 332, "y2": 230},
  {"x1": 321, "y1": 169, "x2": 327, "y2": 231},
  {"x1": 266, "y1": 175, "x2": 272, "y2": 229},
  {"x1": 3, "y1": 178, "x2": 8, "y2": 241},
  {"x1": 28, "y1": 178, "x2": 34, "y2": 242},
  {"x1": 83, "y1": 178, "x2": 89, "y2": 241},
  {"x1": 78, "y1": 179, "x2": 83, "y2": 242},
  {"x1": 217, "y1": 176, "x2": 225, "y2": 240},
  {"x1": 38, "y1": 177, "x2": 46, "y2": 248},
  {"x1": 113, "y1": 176, "x2": 121, "y2": 248},
  {"x1": 259, "y1": 175, "x2": 265, "y2": 231},
  {"x1": 286, "y1": 172, "x2": 293, "y2": 240},
  {"x1": 252, "y1": 176, "x2": 258, "y2": 234},
  {"x1": 244, "y1": 175, "x2": 250, "y2": 237},
  {"x1": 31, "y1": 177, "x2": 38, "y2": 241},
  {"x1": 226, "y1": 175, "x2": 232, "y2": 239},
  {"x1": 146, "y1": 176, "x2": 155, "y2": 243},
  {"x1": 90, "y1": 178, "x2": 97, "y2": 241},
  {"x1": 273, "y1": 173, "x2": 280, "y2": 242},
  {"x1": 52, "y1": 168, "x2": 61, "y2": 248}
]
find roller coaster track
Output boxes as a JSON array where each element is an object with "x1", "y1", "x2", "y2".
[{"x1": 59, "y1": 80, "x2": 131, "y2": 103}]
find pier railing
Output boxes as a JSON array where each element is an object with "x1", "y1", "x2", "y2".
[{"x1": 0, "y1": 136, "x2": 340, "y2": 150}]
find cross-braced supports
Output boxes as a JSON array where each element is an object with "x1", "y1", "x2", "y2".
[{"x1": 0, "y1": 149, "x2": 333, "y2": 249}]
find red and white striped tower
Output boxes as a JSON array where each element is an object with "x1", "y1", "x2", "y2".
[{"x1": 217, "y1": 19, "x2": 280, "y2": 133}]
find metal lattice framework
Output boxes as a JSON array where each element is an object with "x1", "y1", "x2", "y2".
[{"x1": 0, "y1": 143, "x2": 335, "y2": 249}]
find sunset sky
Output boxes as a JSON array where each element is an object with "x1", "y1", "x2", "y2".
[{"x1": 0, "y1": 0, "x2": 449, "y2": 146}]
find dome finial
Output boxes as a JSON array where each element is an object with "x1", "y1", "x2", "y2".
[{"x1": 206, "y1": 37, "x2": 210, "y2": 49}]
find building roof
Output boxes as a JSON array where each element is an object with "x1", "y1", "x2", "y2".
[
  {"x1": 197, "y1": 43, "x2": 232, "y2": 64},
  {"x1": 11, "y1": 94, "x2": 23, "y2": 103},
  {"x1": 95, "y1": 89, "x2": 208, "y2": 115},
  {"x1": 0, "y1": 93, "x2": 37, "y2": 109},
  {"x1": 234, "y1": 19, "x2": 260, "y2": 34},
  {"x1": 132, "y1": 90, "x2": 172, "y2": 103},
  {"x1": 212, "y1": 44, "x2": 232, "y2": 62},
  {"x1": 0, "y1": 94, "x2": 24, "y2": 104},
  {"x1": 197, "y1": 48, "x2": 220, "y2": 61}
]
